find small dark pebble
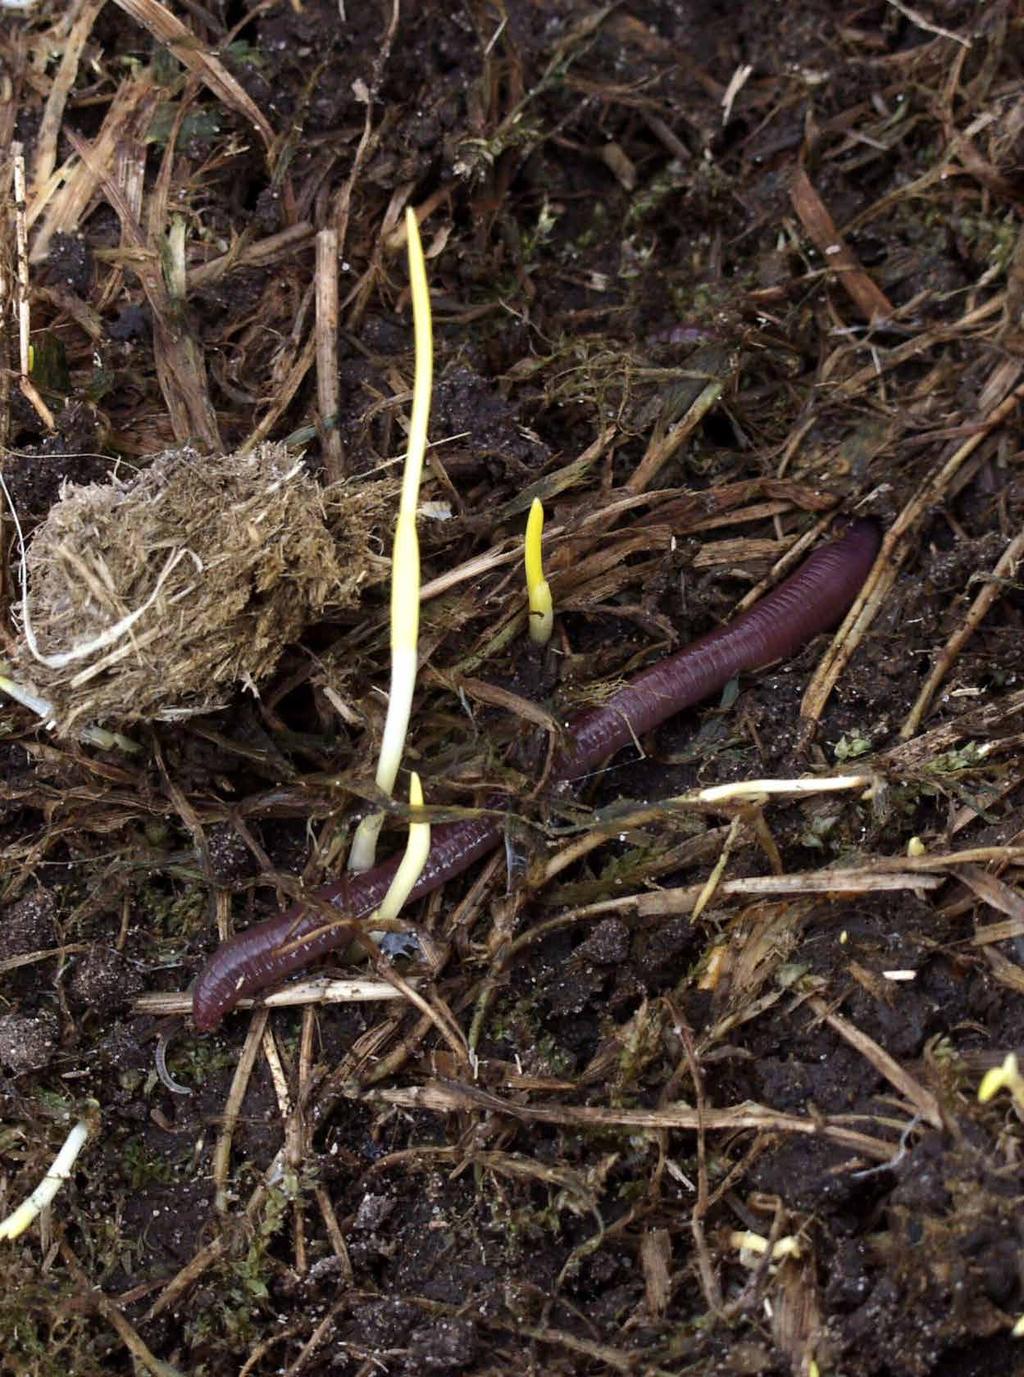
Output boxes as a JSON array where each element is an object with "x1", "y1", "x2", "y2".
[
  {"x1": 576, "y1": 917, "x2": 630, "y2": 966},
  {"x1": 0, "y1": 1011, "x2": 59, "y2": 1074},
  {"x1": 205, "y1": 823, "x2": 257, "y2": 884},
  {"x1": 107, "y1": 303, "x2": 150, "y2": 341},
  {"x1": 47, "y1": 231, "x2": 92, "y2": 293},
  {"x1": 406, "y1": 1318, "x2": 478, "y2": 1374},
  {"x1": 0, "y1": 888, "x2": 57, "y2": 962},
  {"x1": 68, "y1": 948, "x2": 143, "y2": 1016},
  {"x1": 636, "y1": 916, "x2": 696, "y2": 984},
  {"x1": 349, "y1": 1298, "x2": 418, "y2": 1348},
  {"x1": 352, "y1": 1192, "x2": 395, "y2": 1232}
]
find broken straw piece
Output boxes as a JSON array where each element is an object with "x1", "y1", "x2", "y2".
[{"x1": 0, "y1": 670, "x2": 139, "y2": 752}]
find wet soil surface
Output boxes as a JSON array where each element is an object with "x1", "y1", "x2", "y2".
[{"x1": 2, "y1": 2, "x2": 1024, "y2": 1374}]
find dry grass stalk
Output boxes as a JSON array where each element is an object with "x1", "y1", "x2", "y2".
[
  {"x1": 982, "y1": 947, "x2": 1024, "y2": 994},
  {"x1": 355, "y1": 1079, "x2": 899, "y2": 1162},
  {"x1": 133, "y1": 977, "x2": 416, "y2": 1017},
  {"x1": 807, "y1": 996, "x2": 942, "y2": 1129},
  {"x1": 189, "y1": 222, "x2": 315, "y2": 290},
  {"x1": 901, "y1": 527, "x2": 1024, "y2": 738},
  {"x1": 625, "y1": 368, "x2": 725, "y2": 495},
  {"x1": 790, "y1": 166, "x2": 895, "y2": 322},
  {"x1": 800, "y1": 370, "x2": 1024, "y2": 742},
  {"x1": 61, "y1": 120, "x2": 223, "y2": 449},
  {"x1": 11, "y1": 144, "x2": 54, "y2": 431},
  {"x1": 29, "y1": 0, "x2": 107, "y2": 196},
  {"x1": 212, "y1": 1009, "x2": 268, "y2": 1214},
  {"x1": 59, "y1": 1239, "x2": 180, "y2": 1377},
  {"x1": 110, "y1": 0, "x2": 274, "y2": 153},
  {"x1": 315, "y1": 227, "x2": 344, "y2": 482},
  {"x1": 29, "y1": 73, "x2": 158, "y2": 258}
]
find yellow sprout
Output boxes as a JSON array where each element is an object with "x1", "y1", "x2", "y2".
[
  {"x1": 349, "y1": 206, "x2": 431, "y2": 873},
  {"x1": 376, "y1": 772, "x2": 431, "y2": 921},
  {"x1": 978, "y1": 1052, "x2": 1024, "y2": 1110},
  {"x1": 524, "y1": 497, "x2": 553, "y2": 645},
  {"x1": 729, "y1": 1229, "x2": 802, "y2": 1262}
]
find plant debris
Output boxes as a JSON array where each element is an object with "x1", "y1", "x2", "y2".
[{"x1": 10, "y1": 443, "x2": 372, "y2": 731}]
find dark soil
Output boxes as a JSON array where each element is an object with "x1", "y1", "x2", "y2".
[{"x1": 2, "y1": 2, "x2": 1024, "y2": 1375}]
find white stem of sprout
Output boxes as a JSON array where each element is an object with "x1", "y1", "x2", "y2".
[
  {"x1": 347, "y1": 642, "x2": 418, "y2": 872},
  {"x1": 695, "y1": 773, "x2": 872, "y2": 803},
  {"x1": 349, "y1": 207, "x2": 431, "y2": 872},
  {"x1": 0, "y1": 672, "x2": 140, "y2": 753},
  {"x1": 0, "y1": 1116, "x2": 91, "y2": 1241}
]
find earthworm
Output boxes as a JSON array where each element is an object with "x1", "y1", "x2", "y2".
[{"x1": 192, "y1": 518, "x2": 880, "y2": 1030}]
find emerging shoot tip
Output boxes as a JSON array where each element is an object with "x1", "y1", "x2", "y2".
[
  {"x1": 978, "y1": 1052, "x2": 1024, "y2": 1110},
  {"x1": 524, "y1": 497, "x2": 553, "y2": 646},
  {"x1": 377, "y1": 772, "x2": 431, "y2": 922}
]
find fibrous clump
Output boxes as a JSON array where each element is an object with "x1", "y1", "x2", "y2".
[{"x1": 13, "y1": 443, "x2": 377, "y2": 732}]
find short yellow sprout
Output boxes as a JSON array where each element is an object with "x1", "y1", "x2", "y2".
[
  {"x1": 349, "y1": 206, "x2": 431, "y2": 873},
  {"x1": 376, "y1": 771, "x2": 431, "y2": 921},
  {"x1": 977, "y1": 1052, "x2": 1024, "y2": 1111},
  {"x1": 728, "y1": 1229, "x2": 802, "y2": 1262},
  {"x1": 524, "y1": 497, "x2": 553, "y2": 645}
]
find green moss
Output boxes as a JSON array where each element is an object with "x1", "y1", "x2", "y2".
[
  {"x1": 834, "y1": 730, "x2": 873, "y2": 762},
  {"x1": 185, "y1": 1189, "x2": 290, "y2": 1355},
  {"x1": 0, "y1": 1258, "x2": 108, "y2": 1377},
  {"x1": 135, "y1": 879, "x2": 209, "y2": 945},
  {"x1": 120, "y1": 1136, "x2": 176, "y2": 1190}
]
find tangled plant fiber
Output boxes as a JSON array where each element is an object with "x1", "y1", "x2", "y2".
[{"x1": 13, "y1": 443, "x2": 375, "y2": 732}]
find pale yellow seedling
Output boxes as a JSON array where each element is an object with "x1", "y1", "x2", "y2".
[
  {"x1": 376, "y1": 771, "x2": 431, "y2": 921},
  {"x1": 524, "y1": 497, "x2": 553, "y2": 645},
  {"x1": 0, "y1": 1114, "x2": 92, "y2": 1241},
  {"x1": 728, "y1": 1229, "x2": 802, "y2": 1262},
  {"x1": 978, "y1": 1052, "x2": 1024, "y2": 1112},
  {"x1": 349, "y1": 206, "x2": 431, "y2": 873}
]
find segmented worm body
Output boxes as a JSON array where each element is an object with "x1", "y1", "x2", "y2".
[{"x1": 192, "y1": 519, "x2": 880, "y2": 1030}]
